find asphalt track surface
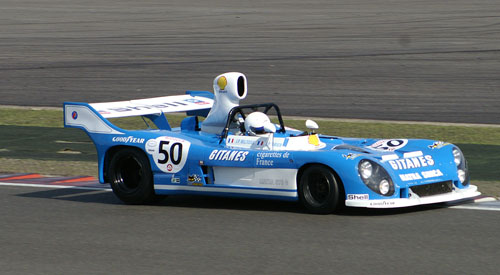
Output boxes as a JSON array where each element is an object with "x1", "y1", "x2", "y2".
[
  {"x1": 1, "y1": 1, "x2": 500, "y2": 274},
  {"x1": 0, "y1": 184, "x2": 499, "y2": 275},
  {"x1": 1, "y1": 0, "x2": 499, "y2": 124}
]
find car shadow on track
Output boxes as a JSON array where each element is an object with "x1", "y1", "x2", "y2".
[
  {"x1": 17, "y1": 188, "x2": 305, "y2": 213},
  {"x1": 17, "y1": 188, "x2": 122, "y2": 204},
  {"x1": 17, "y1": 187, "x2": 448, "y2": 215}
]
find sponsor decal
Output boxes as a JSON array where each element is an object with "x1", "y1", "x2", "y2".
[
  {"x1": 188, "y1": 174, "x2": 202, "y2": 182},
  {"x1": 183, "y1": 98, "x2": 210, "y2": 105},
  {"x1": 342, "y1": 153, "x2": 361, "y2": 160},
  {"x1": 100, "y1": 102, "x2": 189, "y2": 113},
  {"x1": 421, "y1": 169, "x2": 443, "y2": 179},
  {"x1": 399, "y1": 173, "x2": 422, "y2": 181},
  {"x1": 370, "y1": 139, "x2": 408, "y2": 152},
  {"x1": 189, "y1": 182, "x2": 203, "y2": 186},
  {"x1": 259, "y1": 178, "x2": 290, "y2": 188},
  {"x1": 170, "y1": 175, "x2": 180, "y2": 184},
  {"x1": 226, "y1": 136, "x2": 285, "y2": 148},
  {"x1": 308, "y1": 134, "x2": 320, "y2": 146},
  {"x1": 217, "y1": 76, "x2": 227, "y2": 90},
  {"x1": 388, "y1": 155, "x2": 435, "y2": 170},
  {"x1": 96, "y1": 98, "x2": 214, "y2": 114},
  {"x1": 146, "y1": 140, "x2": 157, "y2": 148},
  {"x1": 347, "y1": 194, "x2": 369, "y2": 200},
  {"x1": 370, "y1": 201, "x2": 396, "y2": 206},
  {"x1": 399, "y1": 169, "x2": 444, "y2": 182},
  {"x1": 428, "y1": 141, "x2": 451, "y2": 149},
  {"x1": 256, "y1": 152, "x2": 290, "y2": 159},
  {"x1": 112, "y1": 136, "x2": 145, "y2": 144},
  {"x1": 187, "y1": 174, "x2": 203, "y2": 186},
  {"x1": 71, "y1": 111, "x2": 78, "y2": 120},
  {"x1": 208, "y1": 150, "x2": 249, "y2": 162},
  {"x1": 256, "y1": 158, "x2": 274, "y2": 166},
  {"x1": 255, "y1": 152, "x2": 291, "y2": 166},
  {"x1": 146, "y1": 136, "x2": 191, "y2": 173}
]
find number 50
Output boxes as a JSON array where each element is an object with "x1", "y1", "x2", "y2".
[{"x1": 158, "y1": 141, "x2": 183, "y2": 165}]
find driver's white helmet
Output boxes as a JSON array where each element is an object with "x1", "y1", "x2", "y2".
[{"x1": 244, "y1": 112, "x2": 276, "y2": 135}]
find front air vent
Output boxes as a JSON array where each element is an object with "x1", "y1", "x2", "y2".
[
  {"x1": 332, "y1": 144, "x2": 369, "y2": 153},
  {"x1": 410, "y1": 181, "x2": 453, "y2": 197}
]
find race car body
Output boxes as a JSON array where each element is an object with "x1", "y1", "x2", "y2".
[{"x1": 63, "y1": 72, "x2": 479, "y2": 213}]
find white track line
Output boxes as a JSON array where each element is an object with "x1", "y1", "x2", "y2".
[
  {"x1": 0, "y1": 182, "x2": 111, "y2": 191},
  {"x1": 449, "y1": 201, "x2": 500, "y2": 212}
]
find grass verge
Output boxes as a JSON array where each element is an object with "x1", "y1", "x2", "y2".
[{"x1": 1, "y1": 107, "x2": 499, "y2": 198}]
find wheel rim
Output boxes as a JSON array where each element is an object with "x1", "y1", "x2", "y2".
[
  {"x1": 114, "y1": 155, "x2": 143, "y2": 193},
  {"x1": 304, "y1": 170, "x2": 331, "y2": 207}
]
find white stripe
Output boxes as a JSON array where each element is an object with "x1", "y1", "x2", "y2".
[
  {"x1": 450, "y1": 205, "x2": 500, "y2": 211},
  {"x1": 382, "y1": 154, "x2": 398, "y2": 161},
  {"x1": 473, "y1": 196, "x2": 498, "y2": 203},
  {"x1": 155, "y1": 185, "x2": 297, "y2": 197},
  {"x1": 0, "y1": 182, "x2": 111, "y2": 191},
  {"x1": 403, "y1": 151, "x2": 423, "y2": 158},
  {"x1": 450, "y1": 201, "x2": 500, "y2": 212}
]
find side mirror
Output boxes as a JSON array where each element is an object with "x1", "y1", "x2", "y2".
[{"x1": 305, "y1": 119, "x2": 319, "y2": 133}]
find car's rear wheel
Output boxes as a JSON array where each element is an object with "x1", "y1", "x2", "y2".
[
  {"x1": 108, "y1": 148, "x2": 160, "y2": 204},
  {"x1": 298, "y1": 165, "x2": 341, "y2": 214}
]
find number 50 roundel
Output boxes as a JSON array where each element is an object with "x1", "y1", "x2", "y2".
[{"x1": 145, "y1": 137, "x2": 191, "y2": 173}]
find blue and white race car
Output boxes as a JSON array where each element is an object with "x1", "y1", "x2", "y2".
[{"x1": 64, "y1": 72, "x2": 479, "y2": 213}]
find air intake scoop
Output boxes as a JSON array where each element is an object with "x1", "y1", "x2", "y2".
[{"x1": 201, "y1": 72, "x2": 247, "y2": 134}]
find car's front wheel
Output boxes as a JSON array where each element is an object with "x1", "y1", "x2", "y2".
[
  {"x1": 298, "y1": 165, "x2": 342, "y2": 214},
  {"x1": 108, "y1": 148, "x2": 160, "y2": 204}
]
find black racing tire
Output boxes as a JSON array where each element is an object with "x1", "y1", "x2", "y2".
[
  {"x1": 298, "y1": 165, "x2": 341, "y2": 214},
  {"x1": 108, "y1": 148, "x2": 160, "y2": 204}
]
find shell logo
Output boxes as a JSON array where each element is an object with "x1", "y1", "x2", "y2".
[
  {"x1": 308, "y1": 134, "x2": 320, "y2": 146},
  {"x1": 217, "y1": 76, "x2": 227, "y2": 90}
]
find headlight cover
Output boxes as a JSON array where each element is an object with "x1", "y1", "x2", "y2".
[
  {"x1": 359, "y1": 160, "x2": 373, "y2": 179},
  {"x1": 452, "y1": 147, "x2": 462, "y2": 165},
  {"x1": 452, "y1": 147, "x2": 469, "y2": 185},
  {"x1": 358, "y1": 159, "x2": 395, "y2": 196}
]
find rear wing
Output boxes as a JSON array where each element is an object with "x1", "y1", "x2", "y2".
[
  {"x1": 90, "y1": 92, "x2": 214, "y2": 118},
  {"x1": 64, "y1": 91, "x2": 214, "y2": 133}
]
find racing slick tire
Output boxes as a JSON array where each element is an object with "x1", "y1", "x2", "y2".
[
  {"x1": 108, "y1": 148, "x2": 162, "y2": 204},
  {"x1": 298, "y1": 165, "x2": 342, "y2": 214}
]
